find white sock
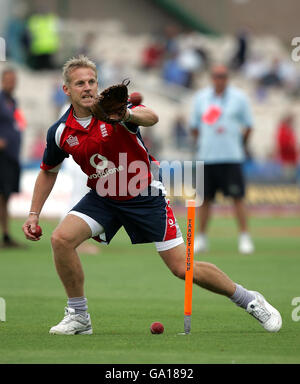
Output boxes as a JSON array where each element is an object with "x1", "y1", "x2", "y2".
[
  {"x1": 230, "y1": 284, "x2": 255, "y2": 309},
  {"x1": 67, "y1": 296, "x2": 88, "y2": 317}
]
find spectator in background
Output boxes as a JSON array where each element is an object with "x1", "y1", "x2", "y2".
[
  {"x1": 242, "y1": 53, "x2": 269, "y2": 101},
  {"x1": 173, "y1": 114, "x2": 188, "y2": 149},
  {"x1": 176, "y1": 46, "x2": 203, "y2": 88},
  {"x1": 4, "y1": 2, "x2": 28, "y2": 65},
  {"x1": 163, "y1": 24, "x2": 181, "y2": 56},
  {"x1": 244, "y1": 56, "x2": 298, "y2": 100},
  {"x1": 162, "y1": 51, "x2": 190, "y2": 88},
  {"x1": 161, "y1": 30, "x2": 204, "y2": 89},
  {"x1": 25, "y1": 7, "x2": 60, "y2": 70},
  {"x1": 0, "y1": 68, "x2": 25, "y2": 247},
  {"x1": 141, "y1": 37, "x2": 165, "y2": 70},
  {"x1": 190, "y1": 64, "x2": 254, "y2": 255},
  {"x1": 258, "y1": 58, "x2": 283, "y2": 89},
  {"x1": 276, "y1": 114, "x2": 298, "y2": 181},
  {"x1": 230, "y1": 29, "x2": 249, "y2": 71}
]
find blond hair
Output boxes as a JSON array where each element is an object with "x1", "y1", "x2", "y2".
[{"x1": 62, "y1": 55, "x2": 97, "y2": 85}]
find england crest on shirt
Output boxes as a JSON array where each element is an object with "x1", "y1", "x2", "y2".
[{"x1": 66, "y1": 135, "x2": 79, "y2": 147}]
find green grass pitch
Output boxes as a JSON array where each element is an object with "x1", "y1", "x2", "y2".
[{"x1": 0, "y1": 215, "x2": 300, "y2": 364}]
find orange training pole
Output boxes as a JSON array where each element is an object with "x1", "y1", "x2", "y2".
[{"x1": 184, "y1": 200, "x2": 196, "y2": 334}]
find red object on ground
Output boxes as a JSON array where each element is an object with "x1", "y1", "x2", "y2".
[{"x1": 150, "y1": 322, "x2": 164, "y2": 334}]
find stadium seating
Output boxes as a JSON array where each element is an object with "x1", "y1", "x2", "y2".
[{"x1": 11, "y1": 18, "x2": 300, "y2": 163}]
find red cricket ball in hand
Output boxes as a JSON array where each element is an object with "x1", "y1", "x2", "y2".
[
  {"x1": 29, "y1": 225, "x2": 43, "y2": 238},
  {"x1": 150, "y1": 322, "x2": 164, "y2": 334},
  {"x1": 129, "y1": 92, "x2": 143, "y2": 106}
]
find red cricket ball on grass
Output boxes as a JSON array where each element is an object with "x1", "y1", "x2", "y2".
[
  {"x1": 29, "y1": 225, "x2": 43, "y2": 238},
  {"x1": 150, "y1": 322, "x2": 164, "y2": 334}
]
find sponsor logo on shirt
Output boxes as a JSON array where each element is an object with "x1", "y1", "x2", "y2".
[{"x1": 89, "y1": 153, "x2": 124, "y2": 179}]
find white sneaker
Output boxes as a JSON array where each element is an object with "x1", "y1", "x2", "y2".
[
  {"x1": 49, "y1": 307, "x2": 93, "y2": 335},
  {"x1": 194, "y1": 234, "x2": 208, "y2": 253},
  {"x1": 246, "y1": 291, "x2": 282, "y2": 332},
  {"x1": 238, "y1": 233, "x2": 254, "y2": 254}
]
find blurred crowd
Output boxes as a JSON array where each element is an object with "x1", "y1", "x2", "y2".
[
  {"x1": 5, "y1": 3, "x2": 60, "y2": 70},
  {"x1": 140, "y1": 24, "x2": 208, "y2": 89},
  {"x1": 139, "y1": 24, "x2": 300, "y2": 177},
  {"x1": 6, "y1": 5, "x2": 300, "y2": 99},
  {"x1": 140, "y1": 24, "x2": 300, "y2": 102}
]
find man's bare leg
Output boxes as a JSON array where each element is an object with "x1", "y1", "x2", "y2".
[
  {"x1": 51, "y1": 214, "x2": 92, "y2": 298},
  {"x1": 159, "y1": 243, "x2": 236, "y2": 297},
  {"x1": 49, "y1": 214, "x2": 95, "y2": 334},
  {"x1": 158, "y1": 242, "x2": 282, "y2": 332}
]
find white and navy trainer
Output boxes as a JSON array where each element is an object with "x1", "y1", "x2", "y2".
[
  {"x1": 246, "y1": 291, "x2": 282, "y2": 332},
  {"x1": 49, "y1": 307, "x2": 93, "y2": 335}
]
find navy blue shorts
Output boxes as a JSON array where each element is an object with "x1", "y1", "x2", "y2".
[
  {"x1": 203, "y1": 163, "x2": 245, "y2": 200},
  {"x1": 70, "y1": 189, "x2": 183, "y2": 246}
]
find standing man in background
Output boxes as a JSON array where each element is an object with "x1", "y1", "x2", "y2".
[
  {"x1": 190, "y1": 64, "x2": 254, "y2": 254},
  {"x1": 0, "y1": 68, "x2": 24, "y2": 247}
]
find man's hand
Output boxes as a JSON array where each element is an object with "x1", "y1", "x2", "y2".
[{"x1": 22, "y1": 214, "x2": 41, "y2": 241}]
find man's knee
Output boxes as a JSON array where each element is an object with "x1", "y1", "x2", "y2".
[{"x1": 51, "y1": 229, "x2": 75, "y2": 251}]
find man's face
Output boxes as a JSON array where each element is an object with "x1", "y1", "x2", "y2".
[
  {"x1": 2, "y1": 71, "x2": 17, "y2": 94},
  {"x1": 211, "y1": 66, "x2": 228, "y2": 93},
  {"x1": 63, "y1": 67, "x2": 98, "y2": 110}
]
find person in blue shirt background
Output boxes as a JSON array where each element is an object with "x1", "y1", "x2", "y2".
[{"x1": 190, "y1": 64, "x2": 254, "y2": 255}]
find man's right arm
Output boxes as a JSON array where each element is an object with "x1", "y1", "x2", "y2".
[
  {"x1": 23, "y1": 169, "x2": 58, "y2": 240},
  {"x1": 23, "y1": 118, "x2": 69, "y2": 240}
]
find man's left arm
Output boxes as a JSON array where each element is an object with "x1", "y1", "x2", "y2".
[
  {"x1": 123, "y1": 106, "x2": 159, "y2": 127},
  {"x1": 243, "y1": 126, "x2": 252, "y2": 144},
  {"x1": 242, "y1": 126, "x2": 252, "y2": 158},
  {"x1": 239, "y1": 93, "x2": 254, "y2": 158}
]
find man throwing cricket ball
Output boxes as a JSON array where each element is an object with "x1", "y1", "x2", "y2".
[{"x1": 22, "y1": 56, "x2": 282, "y2": 335}]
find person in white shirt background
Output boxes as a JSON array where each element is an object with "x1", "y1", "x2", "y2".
[{"x1": 190, "y1": 64, "x2": 254, "y2": 255}]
